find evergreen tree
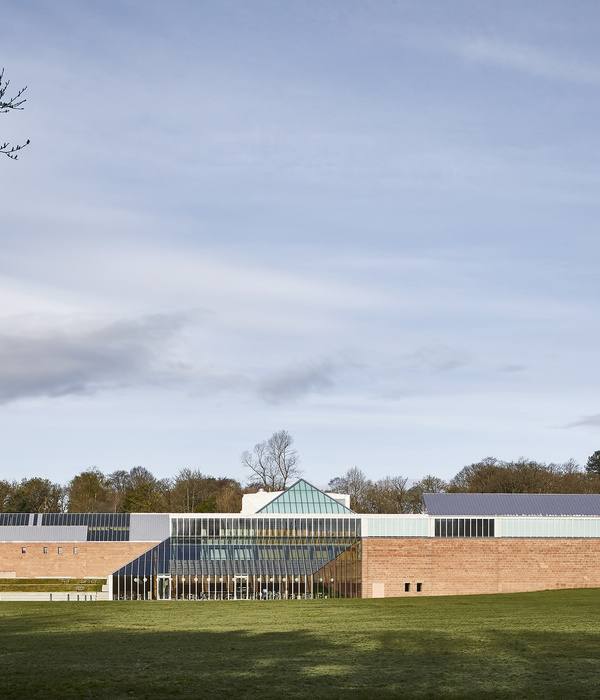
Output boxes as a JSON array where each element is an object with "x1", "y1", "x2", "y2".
[{"x1": 585, "y1": 451, "x2": 600, "y2": 476}]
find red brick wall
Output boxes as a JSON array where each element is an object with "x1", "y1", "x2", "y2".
[
  {"x1": 362, "y1": 538, "x2": 600, "y2": 597},
  {"x1": 0, "y1": 542, "x2": 159, "y2": 579}
]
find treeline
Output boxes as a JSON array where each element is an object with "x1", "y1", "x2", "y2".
[
  {"x1": 2, "y1": 451, "x2": 600, "y2": 514},
  {"x1": 328, "y1": 453, "x2": 600, "y2": 514},
  {"x1": 0, "y1": 467, "x2": 243, "y2": 514}
]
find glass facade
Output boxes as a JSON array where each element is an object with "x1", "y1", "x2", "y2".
[
  {"x1": 41, "y1": 513, "x2": 131, "y2": 541},
  {"x1": 258, "y1": 479, "x2": 355, "y2": 514},
  {"x1": 364, "y1": 516, "x2": 429, "y2": 537},
  {"x1": 0, "y1": 514, "x2": 29, "y2": 526},
  {"x1": 499, "y1": 517, "x2": 600, "y2": 538},
  {"x1": 111, "y1": 515, "x2": 362, "y2": 600}
]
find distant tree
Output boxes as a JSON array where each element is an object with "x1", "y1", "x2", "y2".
[
  {"x1": 241, "y1": 430, "x2": 301, "y2": 491},
  {"x1": 120, "y1": 466, "x2": 168, "y2": 513},
  {"x1": 195, "y1": 496, "x2": 218, "y2": 513},
  {"x1": 214, "y1": 479, "x2": 243, "y2": 512},
  {"x1": 1, "y1": 68, "x2": 29, "y2": 159},
  {"x1": 169, "y1": 469, "x2": 213, "y2": 512},
  {"x1": 585, "y1": 451, "x2": 600, "y2": 477},
  {"x1": 449, "y1": 457, "x2": 503, "y2": 493},
  {"x1": 4, "y1": 489, "x2": 28, "y2": 513},
  {"x1": 407, "y1": 475, "x2": 448, "y2": 513},
  {"x1": 0, "y1": 479, "x2": 15, "y2": 512},
  {"x1": 107, "y1": 469, "x2": 131, "y2": 512},
  {"x1": 67, "y1": 468, "x2": 113, "y2": 513},
  {"x1": 168, "y1": 469, "x2": 243, "y2": 513},
  {"x1": 328, "y1": 467, "x2": 373, "y2": 513},
  {"x1": 366, "y1": 476, "x2": 411, "y2": 514},
  {"x1": 4, "y1": 477, "x2": 64, "y2": 512},
  {"x1": 449, "y1": 457, "x2": 588, "y2": 494}
]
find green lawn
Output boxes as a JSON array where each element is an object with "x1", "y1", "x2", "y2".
[{"x1": 0, "y1": 589, "x2": 598, "y2": 699}]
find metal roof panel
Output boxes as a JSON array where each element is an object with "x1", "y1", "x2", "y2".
[{"x1": 423, "y1": 493, "x2": 600, "y2": 516}]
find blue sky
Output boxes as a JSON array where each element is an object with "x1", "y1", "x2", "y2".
[{"x1": 1, "y1": 0, "x2": 599, "y2": 487}]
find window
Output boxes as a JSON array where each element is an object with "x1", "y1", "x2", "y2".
[
  {"x1": 43, "y1": 547, "x2": 48, "y2": 554},
  {"x1": 434, "y1": 518, "x2": 495, "y2": 538},
  {"x1": 21, "y1": 547, "x2": 26, "y2": 554},
  {"x1": 73, "y1": 547, "x2": 78, "y2": 554},
  {"x1": 416, "y1": 583, "x2": 422, "y2": 592},
  {"x1": 58, "y1": 547, "x2": 62, "y2": 554},
  {"x1": 405, "y1": 582, "x2": 410, "y2": 592}
]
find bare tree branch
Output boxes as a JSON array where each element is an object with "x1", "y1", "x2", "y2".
[
  {"x1": 241, "y1": 430, "x2": 301, "y2": 491},
  {"x1": 1, "y1": 68, "x2": 30, "y2": 160}
]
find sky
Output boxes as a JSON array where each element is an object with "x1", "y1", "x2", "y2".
[{"x1": 1, "y1": 0, "x2": 600, "y2": 488}]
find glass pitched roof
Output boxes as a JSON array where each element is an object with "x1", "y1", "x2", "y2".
[{"x1": 258, "y1": 479, "x2": 355, "y2": 514}]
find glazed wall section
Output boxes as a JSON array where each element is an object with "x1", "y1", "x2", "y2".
[
  {"x1": 0, "y1": 542, "x2": 159, "y2": 579},
  {"x1": 362, "y1": 537, "x2": 600, "y2": 597}
]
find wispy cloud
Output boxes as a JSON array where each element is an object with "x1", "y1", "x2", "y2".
[
  {"x1": 562, "y1": 413, "x2": 600, "y2": 429},
  {"x1": 258, "y1": 358, "x2": 341, "y2": 403},
  {"x1": 460, "y1": 38, "x2": 600, "y2": 85},
  {"x1": 404, "y1": 345, "x2": 469, "y2": 372},
  {"x1": 0, "y1": 313, "x2": 356, "y2": 407},
  {"x1": 499, "y1": 364, "x2": 527, "y2": 373},
  {"x1": 0, "y1": 313, "x2": 194, "y2": 403}
]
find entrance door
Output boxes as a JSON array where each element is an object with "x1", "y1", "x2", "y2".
[
  {"x1": 157, "y1": 575, "x2": 171, "y2": 600},
  {"x1": 233, "y1": 575, "x2": 248, "y2": 600}
]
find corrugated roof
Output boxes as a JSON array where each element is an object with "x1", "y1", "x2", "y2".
[
  {"x1": 0, "y1": 525, "x2": 88, "y2": 542},
  {"x1": 423, "y1": 493, "x2": 600, "y2": 516},
  {"x1": 130, "y1": 513, "x2": 169, "y2": 542}
]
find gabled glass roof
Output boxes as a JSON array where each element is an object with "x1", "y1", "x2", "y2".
[{"x1": 257, "y1": 479, "x2": 355, "y2": 514}]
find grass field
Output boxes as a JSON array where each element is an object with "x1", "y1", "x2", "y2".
[{"x1": 0, "y1": 589, "x2": 599, "y2": 699}]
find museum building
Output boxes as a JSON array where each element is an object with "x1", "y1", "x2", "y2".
[{"x1": 0, "y1": 479, "x2": 599, "y2": 600}]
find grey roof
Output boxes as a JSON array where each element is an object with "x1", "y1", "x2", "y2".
[
  {"x1": 423, "y1": 493, "x2": 600, "y2": 517},
  {"x1": 0, "y1": 526, "x2": 88, "y2": 542},
  {"x1": 129, "y1": 513, "x2": 170, "y2": 541}
]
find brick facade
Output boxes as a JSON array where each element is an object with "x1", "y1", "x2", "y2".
[
  {"x1": 0, "y1": 541, "x2": 159, "y2": 579},
  {"x1": 362, "y1": 537, "x2": 600, "y2": 597},
  {"x1": 3, "y1": 536, "x2": 600, "y2": 597}
]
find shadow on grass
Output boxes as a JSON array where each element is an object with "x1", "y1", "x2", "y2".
[{"x1": 1, "y1": 616, "x2": 599, "y2": 700}]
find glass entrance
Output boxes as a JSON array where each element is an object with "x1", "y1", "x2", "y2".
[
  {"x1": 157, "y1": 575, "x2": 171, "y2": 600},
  {"x1": 233, "y1": 575, "x2": 248, "y2": 600}
]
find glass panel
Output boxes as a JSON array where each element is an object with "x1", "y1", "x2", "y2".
[{"x1": 258, "y1": 479, "x2": 355, "y2": 514}]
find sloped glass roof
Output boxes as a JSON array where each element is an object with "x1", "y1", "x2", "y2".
[{"x1": 258, "y1": 479, "x2": 355, "y2": 514}]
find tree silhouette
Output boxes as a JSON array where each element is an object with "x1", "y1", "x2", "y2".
[{"x1": 1, "y1": 68, "x2": 29, "y2": 159}]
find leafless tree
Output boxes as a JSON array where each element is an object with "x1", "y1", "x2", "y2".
[
  {"x1": 1, "y1": 68, "x2": 30, "y2": 159},
  {"x1": 241, "y1": 430, "x2": 301, "y2": 491},
  {"x1": 328, "y1": 466, "x2": 372, "y2": 512},
  {"x1": 367, "y1": 475, "x2": 411, "y2": 514},
  {"x1": 407, "y1": 474, "x2": 448, "y2": 513}
]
